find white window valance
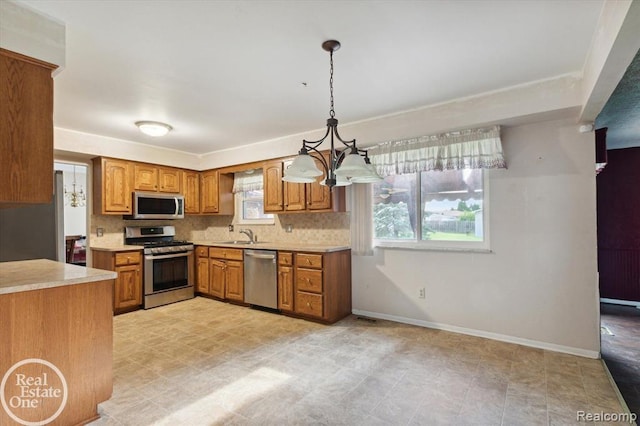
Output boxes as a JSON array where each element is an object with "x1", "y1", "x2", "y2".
[
  {"x1": 368, "y1": 125, "x2": 506, "y2": 176},
  {"x1": 232, "y1": 172, "x2": 263, "y2": 193}
]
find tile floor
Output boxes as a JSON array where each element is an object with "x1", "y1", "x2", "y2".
[{"x1": 90, "y1": 298, "x2": 628, "y2": 425}]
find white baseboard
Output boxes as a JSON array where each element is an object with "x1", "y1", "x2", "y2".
[
  {"x1": 352, "y1": 309, "x2": 600, "y2": 359},
  {"x1": 600, "y1": 298, "x2": 640, "y2": 308}
]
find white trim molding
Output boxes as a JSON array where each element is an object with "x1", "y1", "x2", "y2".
[
  {"x1": 600, "y1": 298, "x2": 640, "y2": 308},
  {"x1": 352, "y1": 309, "x2": 600, "y2": 359}
]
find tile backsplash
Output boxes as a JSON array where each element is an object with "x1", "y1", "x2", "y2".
[{"x1": 90, "y1": 212, "x2": 351, "y2": 246}]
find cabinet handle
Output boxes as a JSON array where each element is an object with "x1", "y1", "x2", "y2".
[
  {"x1": 306, "y1": 302, "x2": 311, "y2": 307},
  {"x1": 306, "y1": 259, "x2": 311, "y2": 264},
  {"x1": 305, "y1": 278, "x2": 311, "y2": 283}
]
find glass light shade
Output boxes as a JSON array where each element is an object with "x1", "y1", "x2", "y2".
[
  {"x1": 135, "y1": 121, "x2": 172, "y2": 137},
  {"x1": 334, "y1": 153, "x2": 369, "y2": 177},
  {"x1": 284, "y1": 154, "x2": 323, "y2": 177},
  {"x1": 282, "y1": 174, "x2": 316, "y2": 183},
  {"x1": 320, "y1": 175, "x2": 352, "y2": 187},
  {"x1": 350, "y1": 163, "x2": 383, "y2": 183}
]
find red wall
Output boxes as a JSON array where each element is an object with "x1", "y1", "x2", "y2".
[{"x1": 597, "y1": 147, "x2": 640, "y2": 302}]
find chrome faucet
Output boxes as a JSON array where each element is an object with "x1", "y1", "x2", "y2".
[{"x1": 239, "y1": 229, "x2": 255, "y2": 243}]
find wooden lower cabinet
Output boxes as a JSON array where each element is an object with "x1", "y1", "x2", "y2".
[
  {"x1": 92, "y1": 249, "x2": 143, "y2": 313},
  {"x1": 278, "y1": 252, "x2": 294, "y2": 312},
  {"x1": 196, "y1": 250, "x2": 210, "y2": 293},
  {"x1": 196, "y1": 246, "x2": 244, "y2": 302},
  {"x1": 292, "y1": 250, "x2": 351, "y2": 323},
  {"x1": 195, "y1": 246, "x2": 351, "y2": 323},
  {"x1": 224, "y1": 260, "x2": 244, "y2": 301}
]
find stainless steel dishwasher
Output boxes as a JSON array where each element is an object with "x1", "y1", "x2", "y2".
[{"x1": 244, "y1": 249, "x2": 278, "y2": 309}]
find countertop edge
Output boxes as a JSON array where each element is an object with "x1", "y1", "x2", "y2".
[
  {"x1": 90, "y1": 245, "x2": 143, "y2": 252},
  {"x1": 0, "y1": 260, "x2": 118, "y2": 295},
  {"x1": 192, "y1": 241, "x2": 351, "y2": 253}
]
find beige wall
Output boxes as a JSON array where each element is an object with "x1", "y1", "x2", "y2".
[{"x1": 352, "y1": 118, "x2": 599, "y2": 357}]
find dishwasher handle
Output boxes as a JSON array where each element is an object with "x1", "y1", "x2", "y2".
[{"x1": 245, "y1": 251, "x2": 276, "y2": 260}]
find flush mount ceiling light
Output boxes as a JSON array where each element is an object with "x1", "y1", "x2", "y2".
[
  {"x1": 135, "y1": 121, "x2": 173, "y2": 137},
  {"x1": 282, "y1": 40, "x2": 382, "y2": 189}
]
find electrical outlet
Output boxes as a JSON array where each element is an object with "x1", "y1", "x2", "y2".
[
  {"x1": 96, "y1": 227, "x2": 104, "y2": 237},
  {"x1": 285, "y1": 224, "x2": 293, "y2": 233},
  {"x1": 228, "y1": 224, "x2": 234, "y2": 232},
  {"x1": 418, "y1": 287, "x2": 425, "y2": 299}
]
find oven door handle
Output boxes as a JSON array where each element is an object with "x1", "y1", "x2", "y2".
[{"x1": 145, "y1": 252, "x2": 189, "y2": 260}]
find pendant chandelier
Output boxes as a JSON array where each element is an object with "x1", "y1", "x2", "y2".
[
  {"x1": 64, "y1": 165, "x2": 86, "y2": 208},
  {"x1": 282, "y1": 40, "x2": 382, "y2": 189}
]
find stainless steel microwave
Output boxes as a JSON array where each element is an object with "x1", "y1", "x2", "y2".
[{"x1": 129, "y1": 192, "x2": 184, "y2": 219}]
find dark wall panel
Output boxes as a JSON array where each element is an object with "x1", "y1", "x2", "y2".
[{"x1": 597, "y1": 147, "x2": 640, "y2": 301}]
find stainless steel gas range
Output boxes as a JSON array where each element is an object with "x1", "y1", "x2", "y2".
[{"x1": 125, "y1": 226, "x2": 194, "y2": 309}]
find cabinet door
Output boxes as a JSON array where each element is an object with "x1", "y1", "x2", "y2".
[
  {"x1": 278, "y1": 265, "x2": 294, "y2": 312},
  {"x1": 104, "y1": 159, "x2": 132, "y2": 213},
  {"x1": 209, "y1": 259, "x2": 226, "y2": 298},
  {"x1": 225, "y1": 260, "x2": 244, "y2": 302},
  {"x1": 183, "y1": 171, "x2": 200, "y2": 213},
  {"x1": 283, "y1": 162, "x2": 306, "y2": 211},
  {"x1": 201, "y1": 170, "x2": 219, "y2": 213},
  {"x1": 196, "y1": 256, "x2": 210, "y2": 293},
  {"x1": 263, "y1": 161, "x2": 283, "y2": 212},
  {"x1": 0, "y1": 50, "x2": 56, "y2": 204},
  {"x1": 114, "y1": 264, "x2": 141, "y2": 309},
  {"x1": 306, "y1": 155, "x2": 331, "y2": 210},
  {"x1": 159, "y1": 167, "x2": 181, "y2": 193},
  {"x1": 134, "y1": 164, "x2": 158, "y2": 191}
]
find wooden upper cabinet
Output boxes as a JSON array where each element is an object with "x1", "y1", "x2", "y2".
[
  {"x1": 134, "y1": 164, "x2": 158, "y2": 191},
  {"x1": 283, "y1": 161, "x2": 306, "y2": 211},
  {"x1": 134, "y1": 164, "x2": 181, "y2": 193},
  {"x1": 0, "y1": 49, "x2": 57, "y2": 205},
  {"x1": 158, "y1": 167, "x2": 181, "y2": 193},
  {"x1": 93, "y1": 157, "x2": 133, "y2": 214},
  {"x1": 200, "y1": 170, "x2": 234, "y2": 215},
  {"x1": 263, "y1": 161, "x2": 284, "y2": 212},
  {"x1": 200, "y1": 170, "x2": 220, "y2": 213},
  {"x1": 307, "y1": 154, "x2": 331, "y2": 210},
  {"x1": 182, "y1": 170, "x2": 200, "y2": 214}
]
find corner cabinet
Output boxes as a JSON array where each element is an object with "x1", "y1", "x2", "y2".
[
  {"x1": 91, "y1": 249, "x2": 143, "y2": 314},
  {"x1": 0, "y1": 49, "x2": 57, "y2": 205},
  {"x1": 92, "y1": 157, "x2": 133, "y2": 214}
]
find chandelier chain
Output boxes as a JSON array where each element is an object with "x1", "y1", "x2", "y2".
[{"x1": 329, "y1": 51, "x2": 335, "y2": 118}]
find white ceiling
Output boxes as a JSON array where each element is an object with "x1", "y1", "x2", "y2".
[{"x1": 20, "y1": 0, "x2": 605, "y2": 155}]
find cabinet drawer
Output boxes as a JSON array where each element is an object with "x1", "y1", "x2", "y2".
[
  {"x1": 195, "y1": 246, "x2": 209, "y2": 257},
  {"x1": 296, "y1": 268, "x2": 323, "y2": 293},
  {"x1": 115, "y1": 251, "x2": 141, "y2": 266},
  {"x1": 209, "y1": 247, "x2": 244, "y2": 260},
  {"x1": 279, "y1": 252, "x2": 293, "y2": 266},
  {"x1": 295, "y1": 291, "x2": 323, "y2": 318},
  {"x1": 296, "y1": 253, "x2": 323, "y2": 269}
]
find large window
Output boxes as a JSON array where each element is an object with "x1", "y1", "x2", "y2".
[{"x1": 373, "y1": 169, "x2": 488, "y2": 249}]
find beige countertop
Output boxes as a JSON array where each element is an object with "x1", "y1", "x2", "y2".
[
  {"x1": 90, "y1": 244, "x2": 143, "y2": 252},
  {"x1": 0, "y1": 259, "x2": 117, "y2": 295},
  {"x1": 192, "y1": 240, "x2": 350, "y2": 253}
]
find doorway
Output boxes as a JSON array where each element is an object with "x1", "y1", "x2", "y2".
[{"x1": 54, "y1": 162, "x2": 89, "y2": 266}]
